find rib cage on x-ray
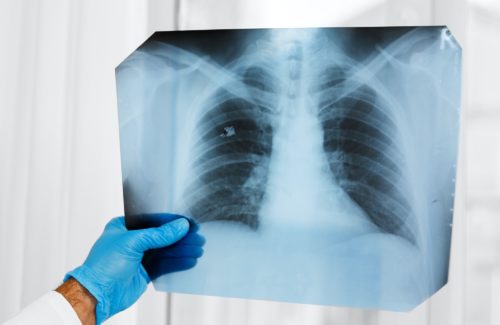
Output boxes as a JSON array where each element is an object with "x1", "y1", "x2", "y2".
[
  {"x1": 117, "y1": 27, "x2": 461, "y2": 310},
  {"x1": 183, "y1": 34, "x2": 418, "y2": 244},
  {"x1": 312, "y1": 65, "x2": 416, "y2": 244}
]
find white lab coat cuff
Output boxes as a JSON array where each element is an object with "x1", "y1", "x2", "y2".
[{"x1": 1, "y1": 291, "x2": 81, "y2": 325}]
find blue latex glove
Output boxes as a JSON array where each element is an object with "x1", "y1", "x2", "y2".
[
  {"x1": 139, "y1": 213, "x2": 206, "y2": 280},
  {"x1": 64, "y1": 215, "x2": 204, "y2": 324}
]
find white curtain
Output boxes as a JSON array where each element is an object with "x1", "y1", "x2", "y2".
[
  {"x1": 2, "y1": 0, "x2": 493, "y2": 324},
  {"x1": 0, "y1": 1, "x2": 174, "y2": 324}
]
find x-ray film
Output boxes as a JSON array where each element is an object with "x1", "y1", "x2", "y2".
[{"x1": 116, "y1": 26, "x2": 461, "y2": 311}]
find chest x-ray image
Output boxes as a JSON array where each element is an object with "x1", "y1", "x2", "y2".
[{"x1": 116, "y1": 26, "x2": 461, "y2": 311}]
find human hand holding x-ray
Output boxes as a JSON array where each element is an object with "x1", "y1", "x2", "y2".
[
  {"x1": 63, "y1": 214, "x2": 204, "y2": 324},
  {"x1": 142, "y1": 213, "x2": 206, "y2": 280}
]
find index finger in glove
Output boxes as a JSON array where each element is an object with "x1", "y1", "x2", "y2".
[{"x1": 130, "y1": 218, "x2": 190, "y2": 252}]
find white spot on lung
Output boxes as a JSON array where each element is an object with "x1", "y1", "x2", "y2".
[{"x1": 220, "y1": 125, "x2": 236, "y2": 137}]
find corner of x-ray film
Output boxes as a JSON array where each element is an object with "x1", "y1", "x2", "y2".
[{"x1": 115, "y1": 26, "x2": 461, "y2": 311}]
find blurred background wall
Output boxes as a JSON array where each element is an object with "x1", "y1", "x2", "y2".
[{"x1": 0, "y1": 0, "x2": 497, "y2": 324}]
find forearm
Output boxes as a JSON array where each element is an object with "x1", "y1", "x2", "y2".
[{"x1": 56, "y1": 278, "x2": 96, "y2": 325}]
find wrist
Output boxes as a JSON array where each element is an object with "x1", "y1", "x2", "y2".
[
  {"x1": 65, "y1": 265, "x2": 112, "y2": 324},
  {"x1": 56, "y1": 278, "x2": 97, "y2": 325}
]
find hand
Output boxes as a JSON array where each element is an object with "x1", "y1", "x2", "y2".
[
  {"x1": 64, "y1": 215, "x2": 204, "y2": 324},
  {"x1": 139, "y1": 213, "x2": 206, "y2": 280}
]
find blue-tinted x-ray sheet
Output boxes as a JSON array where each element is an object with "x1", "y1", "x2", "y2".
[{"x1": 116, "y1": 26, "x2": 461, "y2": 311}]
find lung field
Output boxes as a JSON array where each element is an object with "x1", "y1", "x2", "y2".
[{"x1": 185, "y1": 84, "x2": 275, "y2": 229}]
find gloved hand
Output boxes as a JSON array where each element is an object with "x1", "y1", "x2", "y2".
[
  {"x1": 64, "y1": 215, "x2": 204, "y2": 324},
  {"x1": 139, "y1": 213, "x2": 206, "y2": 280}
]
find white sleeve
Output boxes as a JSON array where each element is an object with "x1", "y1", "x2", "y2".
[{"x1": 1, "y1": 291, "x2": 81, "y2": 325}]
